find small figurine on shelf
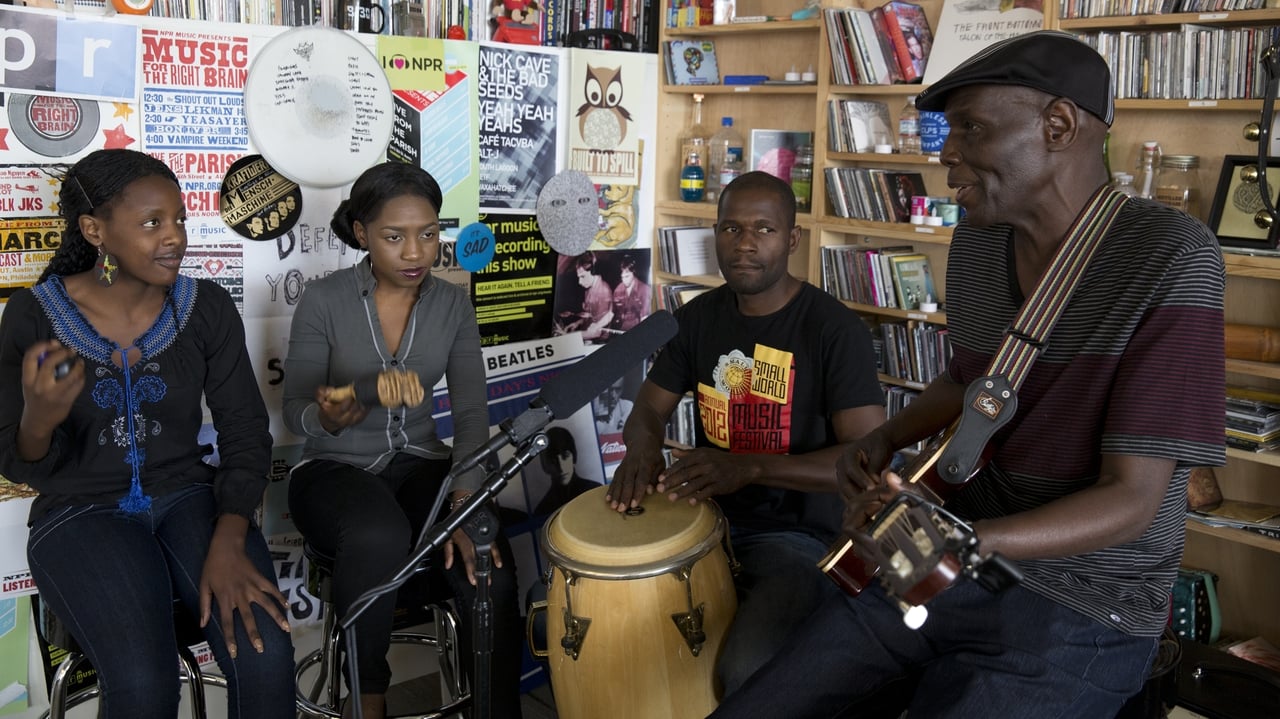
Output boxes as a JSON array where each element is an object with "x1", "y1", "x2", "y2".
[{"x1": 490, "y1": 0, "x2": 542, "y2": 45}]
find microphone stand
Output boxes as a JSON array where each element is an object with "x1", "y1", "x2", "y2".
[
  {"x1": 1257, "y1": 43, "x2": 1280, "y2": 224},
  {"x1": 338, "y1": 431, "x2": 551, "y2": 719}
]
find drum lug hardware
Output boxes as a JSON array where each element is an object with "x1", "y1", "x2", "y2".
[
  {"x1": 560, "y1": 611, "x2": 590, "y2": 660},
  {"x1": 671, "y1": 604, "x2": 707, "y2": 656},
  {"x1": 560, "y1": 572, "x2": 590, "y2": 660},
  {"x1": 672, "y1": 565, "x2": 707, "y2": 655}
]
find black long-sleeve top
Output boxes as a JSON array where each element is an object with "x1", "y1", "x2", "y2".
[{"x1": 0, "y1": 275, "x2": 271, "y2": 523}]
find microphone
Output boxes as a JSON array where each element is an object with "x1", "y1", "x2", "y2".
[{"x1": 451, "y1": 310, "x2": 679, "y2": 478}]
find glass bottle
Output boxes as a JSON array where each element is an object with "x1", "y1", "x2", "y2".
[
  {"x1": 707, "y1": 116, "x2": 745, "y2": 203},
  {"x1": 677, "y1": 93, "x2": 710, "y2": 197},
  {"x1": 898, "y1": 95, "x2": 921, "y2": 155},
  {"x1": 680, "y1": 150, "x2": 706, "y2": 202},
  {"x1": 1154, "y1": 154, "x2": 1201, "y2": 219},
  {"x1": 1134, "y1": 140, "x2": 1162, "y2": 200},
  {"x1": 790, "y1": 143, "x2": 814, "y2": 212}
]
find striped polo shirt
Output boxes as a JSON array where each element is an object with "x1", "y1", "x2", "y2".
[{"x1": 944, "y1": 195, "x2": 1226, "y2": 637}]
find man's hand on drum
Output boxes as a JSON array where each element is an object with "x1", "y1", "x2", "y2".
[
  {"x1": 656, "y1": 447, "x2": 757, "y2": 505},
  {"x1": 607, "y1": 447, "x2": 664, "y2": 512}
]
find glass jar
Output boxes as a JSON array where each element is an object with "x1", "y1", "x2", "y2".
[{"x1": 1154, "y1": 154, "x2": 1201, "y2": 219}]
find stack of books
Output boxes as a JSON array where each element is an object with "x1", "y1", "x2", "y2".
[
  {"x1": 657, "y1": 224, "x2": 718, "y2": 277},
  {"x1": 824, "y1": 167, "x2": 927, "y2": 223},
  {"x1": 823, "y1": 1, "x2": 933, "y2": 86},
  {"x1": 663, "y1": 40, "x2": 720, "y2": 85},
  {"x1": 1225, "y1": 386, "x2": 1280, "y2": 452},
  {"x1": 821, "y1": 244, "x2": 937, "y2": 310},
  {"x1": 827, "y1": 99, "x2": 893, "y2": 153},
  {"x1": 1188, "y1": 499, "x2": 1280, "y2": 542}
]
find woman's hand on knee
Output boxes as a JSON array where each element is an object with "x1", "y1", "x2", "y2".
[{"x1": 199, "y1": 515, "x2": 291, "y2": 659}]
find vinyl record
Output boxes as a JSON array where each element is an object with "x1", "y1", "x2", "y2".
[
  {"x1": 219, "y1": 154, "x2": 302, "y2": 242},
  {"x1": 242, "y1": 26, "x2": 393, "y2": 188},
  {"x1": 6, "y1": 94, "x2": 100, "y2": 158}
]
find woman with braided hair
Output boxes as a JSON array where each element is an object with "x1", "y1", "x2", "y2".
[
  {"x1": 282, "y1": 161, "x2": 523, "y2": 719},
  {"x1": 0, "y1": 148, "x2": 296, "y2": 718}
]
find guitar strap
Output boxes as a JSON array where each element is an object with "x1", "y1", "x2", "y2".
[{"x1": 935, "y1": 186, "x2": 1130, "y2": 485}]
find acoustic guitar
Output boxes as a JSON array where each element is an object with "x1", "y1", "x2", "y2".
[{"x1": 818, "y1": 426, "x2": 998, "y2": 612}]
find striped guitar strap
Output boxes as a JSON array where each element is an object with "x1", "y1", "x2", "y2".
[{"x1": 935, "y1": 185, "x2": 1131, "y2": 485}]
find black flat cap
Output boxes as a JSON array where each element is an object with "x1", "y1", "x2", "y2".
[{"x1": 915, "y1": 30, "x2": 1113, "y2": 126}]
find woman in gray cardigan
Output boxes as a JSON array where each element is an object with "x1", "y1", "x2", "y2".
[{"x1": 282, "y1": 162, "x2": 522, "y2": 719}]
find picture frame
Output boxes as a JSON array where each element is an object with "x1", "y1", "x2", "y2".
[{"x1": 1206, "y1": 154, "x2": 1280, "y2": 251}]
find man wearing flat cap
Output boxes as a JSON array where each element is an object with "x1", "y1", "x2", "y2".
[{"x1": 710, "y1": 30, "x2": 1225, "y2": 718}]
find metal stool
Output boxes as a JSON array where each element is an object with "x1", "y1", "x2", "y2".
[
  {"x1": 294, "y1": 543, "x2": 470, "y2": 719},
  {"x1": 31, "y1": 594, "x2": 228, "y2": 719}
]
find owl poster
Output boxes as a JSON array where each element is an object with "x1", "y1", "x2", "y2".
[{"x1": 566, "y1": 48, "x2": 645, "y2": 186}]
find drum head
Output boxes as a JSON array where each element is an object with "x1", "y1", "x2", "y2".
[
  {"x1": 545, "y1": 485, "x2": 721, "y2": 573},
  {"x1": 242, "y1": 26, "x2": 393, "y2": 188}
]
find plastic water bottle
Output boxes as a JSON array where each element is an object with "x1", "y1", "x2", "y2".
[
  {"x1": 790, "y1": 143, "x2": 814, "y2": 212},
  {"x1": 719, "y1": 151, "x2": 743, "y2": 194},
  {"x1": 706, "y1": 117, "x2": 745, "y2": 203},
  {"x1": 1112, "y1": 172, "x2": 1138, "y2": 197},
  {"x1": 1134, "y1": 140, "x2": 1162, "y2": 200},
  {"x1": 898, "y1": 95, "x2": 921, "y2": 155},
  {"x1": 680, "y1": 151, "x2": 705, "y2": 202}
]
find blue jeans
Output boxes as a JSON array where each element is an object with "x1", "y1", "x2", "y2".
[
  {"x1": 26, "y1": 484, "x2": 296, "y2": 719},
  {"x1": 709, "y1": 579, "x2": 1158, "y2": 719},
  {"x1": 716, "y1": 529, "x2": 842, "y2": 697}
]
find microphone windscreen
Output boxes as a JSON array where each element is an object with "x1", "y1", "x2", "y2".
[
  {"x1": 539, "y1": 310, "x2": 679, "y2": 419},
  {"x1": 536, "y1": 170, "x2": 598, "y2": 257}
]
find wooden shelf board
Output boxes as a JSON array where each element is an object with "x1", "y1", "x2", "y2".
[
  {"x1": 828, "y1": 84, "x2": 928, "y2": 96},
  {"x1": 818, "y1": 219, "x2": 953, "y2": 244},
  {"x1": 1186, "y1": 519, "x2": 1280, "y2": 554},
  {"x1": 662, "y1": 17, "x2": 822, "y2": 36},
  {"x1": 656, "y1": 270, "x2": 725, "y2": 287},
  {"x1": 877, "y1": 373, "x2": 927, "y2": 390},
  {"x1": 844, "y1": 301, "x2": 947, "y2": 324},
  {"x1": 662, "y1": 84, "x2": 819, "y2": 95},
  {"x1": 656, "y1": 200, "x2": 718, "y2": 221},
  {"x1": 1225, "y1": 358, "x2": 1280, "y2": 381},
  {"x1": 655, "y1": 200, "x2": 816, "y2": 227},
  {"x1": 1224, "y1": 252, "x2": 1280, "y2": 280},
  {"x1": 1060, "y1": 9, "x2": 1280, "y2": 31},
  {"x1": 827, "y1": 152, "x2": 944, "y2": 165},
  {"x1": 1226, "y1": 446, "x2": 1280, "y2": 468},
  {"x1": 1112, "y1": 98, "x2": 1264, "y2": 111}
]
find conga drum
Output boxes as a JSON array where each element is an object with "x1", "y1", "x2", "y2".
[{"x1": 532, "y1": 484, "x2": 737, "y2": 719}]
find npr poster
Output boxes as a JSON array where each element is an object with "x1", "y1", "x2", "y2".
[{"x1": 379, "y1": 36, "x2": 481, "y2": 239}]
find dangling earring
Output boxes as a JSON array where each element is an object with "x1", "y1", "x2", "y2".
[{"x1": 95, "y1": 247, "x2": 118, "y2": 287}]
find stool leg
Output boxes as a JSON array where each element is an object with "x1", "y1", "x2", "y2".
[
  {"x1": 321, "y1": 609, "x2": 342, "y2": 711},
  {"x1": 47, "y1": 652, "x2": 100, "y2": 719},
  {"x1": 46, "y1": 653, "x2": 79, "y2": 719},
  {"x1": 178, "y1": 644, "x2": 208, "y2": 719}
]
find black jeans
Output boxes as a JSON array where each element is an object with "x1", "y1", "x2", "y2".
[{"x1": 289, "y1": 454, "x2": 523, "y2": 717}]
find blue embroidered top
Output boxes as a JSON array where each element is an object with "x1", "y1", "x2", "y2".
[{"x1": 0, "y1": 276, "x2": 272, "y2": 523}]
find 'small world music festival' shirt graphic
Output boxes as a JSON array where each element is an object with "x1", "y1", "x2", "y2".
[{"x1": 698, "y1": 344, "x2": 794, "y2": 453}]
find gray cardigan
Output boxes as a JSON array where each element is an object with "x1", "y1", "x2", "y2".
[{"x1": 282, "y1": 257, "x2": 490, "y2": 490}]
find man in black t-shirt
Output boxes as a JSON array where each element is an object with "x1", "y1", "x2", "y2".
[{"x1": 607, "y1": 171, "x2": 885, "y2": 697}]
